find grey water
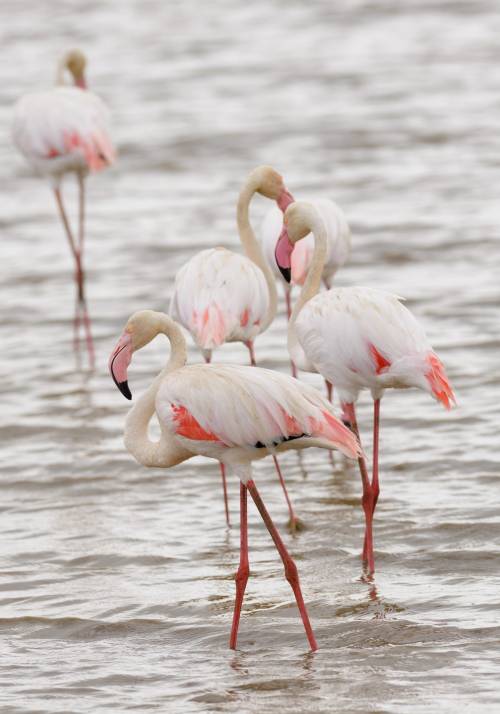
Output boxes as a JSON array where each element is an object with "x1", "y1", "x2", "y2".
[{"x1": 0, "y1": 0, "x2": 499, "y2": 712}]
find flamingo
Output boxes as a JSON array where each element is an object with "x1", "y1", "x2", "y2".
[
  {"x1": 12, "y1": 49, "x2": 115, "y2": 367},
  {"x1": 275, "y1": 202, "x2": 456, "y2": 575},
  {"x1": 170, "y1": 165, "x2": 295, "y2": 527},
  {"x1": 260, "y1": 198, "x2": 350, "y2": 389},
  {"x1": 109, "y1": 309, "x2": 361, "y2": 651}
]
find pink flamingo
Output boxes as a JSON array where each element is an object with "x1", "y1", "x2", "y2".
[
  {"x1": 12, "y1": 49, "x2": 115, "y2": 367},
  {"x1": 109, "y1": 309, "x2": 361, "y2": 651},
  {"x1": 170, "y1": 166, "x2": 296, "y2": 527},
  {"x1": 275, "y1": 202, "x2": 456, "y2": 575}
]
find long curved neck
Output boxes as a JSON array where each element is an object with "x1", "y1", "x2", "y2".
[
  {"x1": 288, "y1": 210, "x2": 328, "y2": 357},
  {"x1": 237, "y1": 182, "x2": 278, "y2": 332},
  {"x1": 124, "y1": 317, "x2": 191, "y2": 468}
]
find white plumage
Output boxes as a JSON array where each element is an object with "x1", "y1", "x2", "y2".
[
  {"x1": 156, "y1": 362, "x2": 360, "y2": 464},
  {"x1": 294, "y1": 286, "x2": 446, "y2": 404},
  {"x1": 170, "y1": 248, "x2": 269, "y2": 358},
  {"x1": 12, "y1": 87, "x2": 114, "y2": 184}
]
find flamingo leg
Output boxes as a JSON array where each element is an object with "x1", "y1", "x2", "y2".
[
  {"x1": 54, "y1": 186, "x2": 95, "y2": 368},
  {"x1": 244, "y1": 341, "x2": 256, "y2": 367},
  {"x1": 272, "y1": 455, "x2": 300, "y2": 532},
  {"x1": 284, "y1": 284, "x2": 292, "y2": 320},
  {"x1": 219, "y1": 462, "x2": 231, "y2": 527},
  {"x1": 229, "y1": 482, "x2": 249, "y2": 649},
  {"x1": 246, "y1": 479, "x2": 318, "y2": 651},
  {"x1": 284, "y1": 286, "x2": 297, "y2": 377},
  {"x1": 342, "y1": 402, "x2": 376, "y2": 574}
]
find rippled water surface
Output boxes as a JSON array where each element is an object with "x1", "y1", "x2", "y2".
[{"x1": 1, "y1": 1, "x2": 500, "y2": 712}]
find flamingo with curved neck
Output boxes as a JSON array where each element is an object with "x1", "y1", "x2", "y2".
[
  {"x1": 275, "y1": 202, "x2": 456, "y2": 575},
  {"x1": 170, "y1": 166, "x2": 296, "y2": 527},
  {"x1": 109, "y1": 309, "x2": 361, "y2": 651}
]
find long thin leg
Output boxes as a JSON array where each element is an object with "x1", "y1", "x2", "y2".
[
  {"x1": 284, "y1": 284, "x2": 292, "y2": 320},
  {"x1": 272, "y1": 455, "x2": 300, "y2": 532},
  {"x1": 78, "y1": 173, "x2": 85, "y2": 256},
  {"x1": 229, "y1": 482, "x2": 249, "y2": 649},
  {"x1": 342, "y1": 401, "x2": 376, "y2": 574},
  {"x1": 77, "y1": 176, "x2": 95, "y2": 368},
  {"x1": 246, "y1": 479, "x2": 318, "y2": 651},
  {"x1": 53, "y1": 186, "x2": 95, "y2": 367},
  {"x1": 245, "y1": 341, "x2": 256, "y2": 367},
  {"x1": 219, "y1": 462, "x2": 231, "y2": 527}
]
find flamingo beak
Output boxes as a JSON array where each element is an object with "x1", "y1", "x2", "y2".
[
  {"x1": 109, "y1": 332, "x2": 133, "y2": 400},
  {"x1": 276, "y1": 187, "x2": 295, "y2": 213},
  {"x1": 275, "y1": 224, "x2": 294, "y2": 284}
]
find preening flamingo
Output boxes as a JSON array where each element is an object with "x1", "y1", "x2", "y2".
[
  {"x1": 170, "y1": 165, "x2": 295, "y2": 526},
  {"x1": 260, "y1": 197, "x2": 350, "y2": 386},
  {"x1": 12, "y1": 49, "x2": 115, "y2": 367},
  {"x1": 109, "y1": 309, "x2": 361, "y2": 651},
  {"x1": 275, "y1": 202, "x2": 456, "y2": 574}
]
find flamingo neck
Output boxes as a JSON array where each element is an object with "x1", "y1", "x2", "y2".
[
  {"x1": 237, "y1": 181, "x2": 278, "y2": 332},
  {"x1": 124, "y1": 316, "x2": 191, "y2": 468},
  {"x1": 288, "y1": 208, "x2": 328, "y2": 361}
]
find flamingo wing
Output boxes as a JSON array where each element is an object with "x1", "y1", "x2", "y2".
[
  {"x1": 170, "y1": 248, "x2": 269, "y2": 351},
  {"x1": 296, "y1": 286, "x2": 455, "y2": 407},
  {"x1": 12, "y1": 87, "x2": 115, "y2": 172},
  {"x1": 156, "y1": 363, "x2": 361, "y2": 458}
]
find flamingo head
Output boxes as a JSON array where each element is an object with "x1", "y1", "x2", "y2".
[
  {"x1": 250, "y1": 166, "x2": 295, "y2": 211},
  {"x1": 109, "y1": 310, "x2": 163, "y2": 400},
  {"x1": 65, "y1": 49, "x2": 87, "y2": 89},
  {"x1": 274, "y1": 202, "x2": 311, "y2": 283}
]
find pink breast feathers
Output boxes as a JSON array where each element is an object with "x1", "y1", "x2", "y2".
[{"x1": 171, "y1": 404, "x2": 221, "y2": 442}]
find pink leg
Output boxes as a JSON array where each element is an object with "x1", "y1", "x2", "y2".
[
  {"x1": 272, "y1": 455, "x2": 300, "y2": 532},
  {"x1": 229, "y1": 482, "x2": 249, "y2": 649},
  {"x1": 204, "y1": 351, "x2": 212, "y2": 364},
  {"x1": 54, "y1": 186, "x2": 95, "y2": 368},
  {"x1": 245, "y1": 341, "x2": 256, "y2": 367},
  {"x1": 246, "y1": 479, "x2": 318, "y2": 651},
  {"x1": 284, "y1": 285, "x2": 292, "y2": 320},
  {"x1": 219, "y1": 462, "x2": 231, "y2": 527},
  {"x1": 342, "y1": 402, "x2": 376, "y2": 574}
]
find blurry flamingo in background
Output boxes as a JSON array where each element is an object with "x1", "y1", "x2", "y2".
[
  {"x1": 260, "y1": 197, "x2": 350, "y2": 385},
  {"x1": 275, "y1": 202, "x2": 456, "y2": 574},
  {"x1": 170, "y1": 166, "x2": 296, "y2": 526},
  {"x1": 12, "y1": 49, "x2": 115, "y2": 367},
  {"x1": 109, "y1": 309, "x2": 361, "y2": 651}
]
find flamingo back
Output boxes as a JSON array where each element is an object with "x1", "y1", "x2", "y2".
[
  {"x1": 12, "y1": 87, "x2": 115, "y2": 179},
  {"x1": 169, "y1": 248, "x2": 269, "y2": 352},
  {"x1": 155, "y1": 363, "x2": 360, "y2": 459},
  {"x1": 295, "y1": 286, "x2": 455, "y2": 406}
]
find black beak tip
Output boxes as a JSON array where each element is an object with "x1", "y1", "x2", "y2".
[
  {"x1": 118, "y1": 381, "x2": 132, "y2": 400},
  {"x1": 278, "y1": 265, "x2": 291, "y2": 284}
]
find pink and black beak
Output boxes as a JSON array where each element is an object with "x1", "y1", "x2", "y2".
[
  {"x1": 109, "y1": 332, "x2": 133, "y2": 400},
  {"x1": 275, "y1": 224, "x2": 295, "y2": 284}
]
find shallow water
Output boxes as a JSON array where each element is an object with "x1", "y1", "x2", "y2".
[{"x1": 1, "y1": 0, "x2": 499, "y2": 712}]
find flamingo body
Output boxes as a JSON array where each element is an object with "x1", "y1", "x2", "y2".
[
  {"x1": 294, "y1": 286, "x2": 455, "y2": 407},
  {"x1": 260, "y1": 198, "x2": 351, "y2": 288},
  {"x1": 12, "y1": 87, "x2": 114, "y2": 183},
  {"x1": 156, "y1": 362, "x2": 360, "y2": 465},
  {"x1": 170, "y1": 248, "x2": 268, "y2": 359}
]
